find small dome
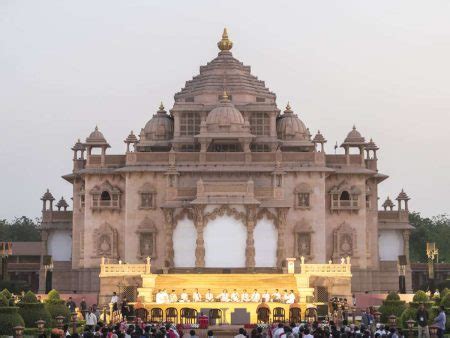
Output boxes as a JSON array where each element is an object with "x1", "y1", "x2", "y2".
[
  {"x1": 124, "y1": 131, "x2": 138, "y2": 144},
  {"x1": 276, "y1": 103, "x2": 309, "y2": 141},
  {"x1": 56, "y1": 196, "x2": 69, "y2": 210},
  {"x1": 143, "y1": 103, "x2": 174, "y2": 141},
  {"x1": 206, "y1": 92, "x2": 245, "y2": 128},
  {"x1": 365, "y1": 138, "x2": 379, "y2": 150},
  {"x1": 41, "y1": 189, "x2": 55, "y2": 201},
  {"x1": 71, "y1": 139, "x2": 85, "y2": 151},
  {"x1": 396, "y1": 189, "x2": 410, "y2": 201},
  {"x1": 312, "y1": 130, "x2": 327, "y2": 144},
  {"x1": 382, "y1": 196, "x2": 395, "y2": 209},
  {"x1": 86, "y1": 126, "x2": 109, "y2": 146},
  {"x1": 343, "y1": 125, "x2": 365, "y2": 144},
  {"x1": 217, "y1": 28, "x2": 233, "y2": 51}
]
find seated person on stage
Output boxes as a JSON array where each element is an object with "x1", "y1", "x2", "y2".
[
  {"x1": 179, "y1": 289, "x2": 190, "y2": 302},
  {"x1": 251, "y1": 289, "x2": 261, "y2": 303},
  {"x1": 272, "y1": 289, "x2": 281, "y2": 302},
  {"x1": 285, "y1": 290, "x2": 296, "y2": 304},
  {"x1": 241, "y1": 289, "x2": 250, "y2": 302},
  {"x1": 262, "y1": 290, "x2": 270, "y2": 303},
  {"x1": 155, "y1": 289, "x2": 164, "y2": 304},
  {"x1": 231, "y1": 289, "x2": 240, "y2": 302},
  {"x1": 169, "y1": 290, "x2": 178, "y2": 303},
  {"x1": 161, "y1": 289, "x2": 170, "y2": 303},
  {"x1": 282, "y1": 289, "x2": 289, "y2": 303},
  {"x1": 192, "y1": 288, "x2": 202, "y2": 302},
  {"x1": 205, "y1": 289, "x2": 214, "y2": 302},
  {"x1": 217, "y1": 289, "x2": 230, "y2": 302}
]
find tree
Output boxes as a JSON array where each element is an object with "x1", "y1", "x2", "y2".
[
  {"x1": 409, "y1": 212, "x2": 450, "y2": 263},
  {"x1": 0, "y1": 216, "x2": 41, "y2": 242}
]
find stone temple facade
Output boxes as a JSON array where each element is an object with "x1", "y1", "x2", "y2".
[{"x1": 39, "y1": 29, "x2": 413, "y2": 295}]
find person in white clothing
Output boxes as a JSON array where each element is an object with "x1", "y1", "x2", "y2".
[
  {"x1": 282, "y1": 289, "x2": 289, "y2": 303},
  {"x1": 192, "y1": 288, "x2": 202, "y2": 302},
  {"x1": 179, "y1": 289, "x2": 189, "y2": 302},
  {"x1": 161, "y1": 289, "x2": 169, "y2": 303},
  {"x1": 155, "y1": 289, "x2": 165, "y2": 304},
  {"x1": 111, "y1": 292, "x2": 119, "y2": 312},
  {"x1": 231, "y1": 289, "x2": 240, "y2": 302},
  {"x1": 169, "y1": 290, "x2": 178, "y2": 303},
  {"x1": 241, "y1": 289, "x2": 250, "y2": 302},
  {"x1": 285, "y1": 290, "x2": 296, "y2": 304},
  {"x1": 272, "y1": 289, "x2": 281, "y2": 302},
  {"x1": 273, "y1": 323, "x2": 284, "y2": 338},
  {"x1": 251, "y1": 289, "x2": 261, "y2": 302},
  {"x1": 205, "y1": 289, "x2": 214, "y2": 302},
  {"x1": 218, "y1": 289, "x2": 230, "y2": 302},
  {"x1": 85, "y1": 308, "x2": 97, "y2": 328},
  {"x1": 262, "y1": 290, "x2": 270, "y2": 302}
]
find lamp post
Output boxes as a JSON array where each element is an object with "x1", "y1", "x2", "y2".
[
  {"x1": 70, "y1": 312, "x2": 78, "y2": 334},
  {"x1": 388, "y1": 314, "x2": 397, "y2": 328},
  {"x1": 13, "y1": 325, "x2": 24, "y2": 338},
  {"x1": 36, "y1": 319, "x2": 46, "y2": 335},
  {"x1": 406, "y1": 318, "x2": 415, "y2": 338},
  {"x1": 55, "y1": 315, "x2": 65, "y2": 329},
  {"x1": 0, "y1": 242, "x2": 13, "y2": 281},
  {"x1": 352, "y1": 306, "x2": 356, "y2": 324},
  {"x1": 426, "y1": 242, "x2": 439, "y2": 292}
]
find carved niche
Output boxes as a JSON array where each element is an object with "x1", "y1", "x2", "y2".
[
  {"x1": 293, "y1": 219, "x2": 314, "y2": 260},
  {"x1": 136, "y1": 217, "x2": 157, "y2": 259},
  {"x1": 94, "y1": 222, "x2": 118, "y2": 259},
  {"x1": 294, "y1": 183, "x2": 312, "y2": 209},
  {"x1": 332, "y1": 222, "x2": 356, "y2": 260}
]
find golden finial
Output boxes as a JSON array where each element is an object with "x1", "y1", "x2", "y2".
[
  {"x1": 285, "y1": 102, "x2": 292, "y2": 113},
  {"x1": 217, "y1": 28, "x2": 233, "y2": 51},
  {"x1": 159, "y1": 102, "x2": 164, "y2": 111},
  {"x1": 221, "y1": 90, "x2": 229, "y2": 101}
]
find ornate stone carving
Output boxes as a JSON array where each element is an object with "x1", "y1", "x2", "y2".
[
  {"x1": 245, "y1": 205, "x2": 257, "y2": 268},
  {"x1": 162, "y1": 208, "x2": 175, "y2": 268},
  {"x1": 203, "y1": 205, "x2": 246, "y2": 222},
  {"x1": 276, "y1": 208, "x2": 289, "y2": 267},
  {"x1": 256, "y1": 208, "x2": 277, "y2": 224},
  {"x1": 293, "y1": 219, "x2": 314, "y2": 260},
  {"x1": 193, "y1": 205, "x2": 206, "y2": 268},
  {"x1": 136, "y1": 217, "x2": 157, "y2": 259},
  {"x1": 94, "y1": 222, "x2": 118, "y2": 259},
  {"x1": 332, "y1": 222, "x2": 356, "y2": 260}
]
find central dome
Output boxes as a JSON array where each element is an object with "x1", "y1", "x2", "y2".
[{"x1": 206, "y1": 92, "x2": 244, "y2": 127}]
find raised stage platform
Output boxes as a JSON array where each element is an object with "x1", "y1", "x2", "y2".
[{"x1": 98, "y1": 256, "x2": 353, "y2": 322}]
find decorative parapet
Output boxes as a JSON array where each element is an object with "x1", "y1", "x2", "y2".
[
  {"x1": 299, "y1": 256, "x2": 352, "y2": 277},
  {"x1": 99, "y1": 257, "x2": 151, "y2": 277}
]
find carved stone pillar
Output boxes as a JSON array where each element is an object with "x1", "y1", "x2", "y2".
[
  {"x1": 245, "y1": 206, "x2": 257, "y2": 269},
  {"x1": 402, "y1": 230, "x2": 410, "y2": 263},
  {"x1": 276, "y1": 208, "x2": 289, "y2": 267},
  {"x1": 162, "y1": 208, "x2": 175, "y2": 268},
  {"x1": 193, "y1": 205, "x2": 206, "y2": 268}
]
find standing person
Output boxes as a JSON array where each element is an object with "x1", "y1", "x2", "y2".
[
  {"x1": 80, "y1": 297, "x2": 88, "y2": 318},
  {"x1": 433, "y1": 306, "x2": 446, "y2": 338},
  {"x1": 85, "y1": 307, "x2": 98, "y2": 330},
  {"x1": 235, "y1": 328, "x2": 247, "y2": 338},
  {"x1": 66, "y1": 297, "x2": 76, "y2": 313},
  {"x1": 416, "y1": 303, "x2": 430, "y2": 338},
  {"x1": 110, "y1": 292, "x2": 119, "y2": 314},
  {"x1": 121, "y1": 296, "x2": 130, "y2": 321}
]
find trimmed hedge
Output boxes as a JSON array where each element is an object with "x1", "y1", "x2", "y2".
[
  {"x1": 0, "y1": 297, "x2": 25, "y2": 335},
  {"x1": 379, "y1": 292, "x2": 406, "y2": 323},
  {"x1": 399, "y1": 306, "x2": 417, "y2": 329},
  {"x1": 44, "y1": 289, "x2": 70, "y2": 325},
  {"x1": 413, "y1": 290, "x2": 429, "y2": 303},
  {"x1": 18, "y1": 291, "x2": 52, "y2": 327},
  {"x1": 440, "y1": 293, "x2": 450, "y2": 308}
]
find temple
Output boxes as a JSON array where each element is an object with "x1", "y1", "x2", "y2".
[{"x1": 38, "y1": 29, "x2": 413, "y2": 301}]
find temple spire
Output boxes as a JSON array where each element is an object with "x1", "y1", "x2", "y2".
[{"x1": 217, "y1": 28, "x2": 233, "y2": 51}]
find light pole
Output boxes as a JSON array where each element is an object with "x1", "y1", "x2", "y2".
[
  {"x1": 36, "y1": 320, "x2": 46, "y2": 335},
  {"x1": 0, "y1": 242, "x2": 13, "y2": 281},
  {"x1": 426, "y1": 242, "x2": 439, "y2": 292}
]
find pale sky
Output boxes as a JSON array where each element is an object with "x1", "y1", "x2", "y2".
[{"x1": 1, "y1": 0, "x2": 449, "y2": 220}]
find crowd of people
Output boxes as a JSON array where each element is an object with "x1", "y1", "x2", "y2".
[{"x1": 153, "y1": 289, "x2": 296, "y2": 304}]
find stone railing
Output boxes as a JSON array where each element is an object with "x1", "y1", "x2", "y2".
[
  {"x1": 300, "y1": 256, "x2": 352, "y2": 277},
  {"x1": 99, "y1": 257, "x2": 151, "y2": 277}
]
